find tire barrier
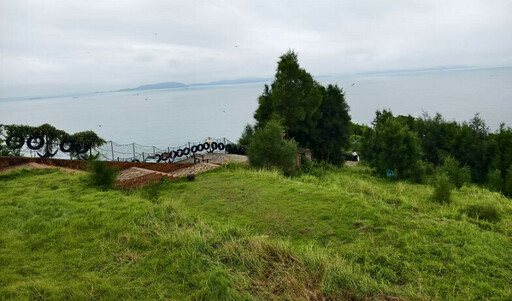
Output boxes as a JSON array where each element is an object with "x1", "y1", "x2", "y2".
[
  {"x1": 27, "y1": 135, "x2": 45, "y2": 150},
  {"x1": 225, "y1": 144, "x2": 232, "y2": 153},
  {"x1": 211, "y1": 142, "x2": 218, "y2": 150},
  {"x1": 197, "y1": 144, "x2": 204, "y2": 152},
  {"x1": 5, "y1": 134, "x2": 24, "y2": 149},
  {"x1": 203, "y1": 142, "x2": 210, "y2": 150},
  {"x1": 191, "y1": 145, "x2": 198, "y2": 153},
  {"x1": 176, "y1": 149, "x2": 183, "y2": 157},
  {"x1": 218, "y1": 142, "x2": 225, "y2": 151},
  {"x1": 183, "y1": 147, "x2": 190, "y2": 156}
]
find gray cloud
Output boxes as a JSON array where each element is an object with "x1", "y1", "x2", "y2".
[{"x1": 1, "y1": 0, "x2": 511, "y2": 97}]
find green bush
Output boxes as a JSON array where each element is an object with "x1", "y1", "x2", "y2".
[
  {"x1": 431, "y1": 173, "x2": 453, "y2": 204},
  {"x1": 462, "y1": 203, "x2": 501, "y2": 223},
  {"x1": 247, "y1": 120, "x2": 298, "y2": 173},
  {"x1": 87, "y1": 160, "x2": 119, "y2": 189},
  {"x1": 438, "y1": 156, "x2": 471, "y2": 189},
  {"x1": 486, "y1": 169, "x2": 504, "y2": 192}
]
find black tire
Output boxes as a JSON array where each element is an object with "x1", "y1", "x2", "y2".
[
  {"x1": 59, "y1": 138, "x2": 74, "y2": 153},
  {"x1": 218, "y1": 142, "x2": 225, "y2": 151},
  {"x1": 176, "y1": 149, "x2": 183, "y2": 157},
  {"x1": 225, "y1": 144, "x2": 232, "y2": 153},
  {"x1": 156, "y1": 154, "x2": 162, "y2": 163},
  {"x1": 170, "y1": 151, "x2": 177, "y2": 159},
  {"x1": 131, "y1": 159, "x2": 140, "y2": 162},
  {"x1": 203, "y1": 142, "x2": 210, "y2": 150},
  {"x1": 27, "y1": 135, "x2": 45, "y2": 150},
  {"x1": 183, "y1": 147, "x2": 190, "y2": 156},
  {"x1": 75, "y1": 142, "x2": 91, "y2": 154},
  {"x1": 5, "y1": 134, "x2": 24, "y2": 149},
  {"x1": 197, "y1": 144, "x2": 204, "y2": 152},
  {"x1": 240, "y1": 146, "x2": 247, "y2": 155},
  {"x1": 191, "y1": 145, "x2": 198, "y2": 153},
  {"x1": 211, "y1": 142, "x2": 218, "y2": 150}
]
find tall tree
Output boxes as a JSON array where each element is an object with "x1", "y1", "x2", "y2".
[
  {"x1": 312, "y1": 84, "x2": 351, "y2": 163},
  {"x1": 254, "y1": 51, "x2": 322, "y2": 148}
]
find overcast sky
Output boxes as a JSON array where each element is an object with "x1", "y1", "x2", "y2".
[{"x1": 1, "y1": 0, "x2": 511, "y2": 97}]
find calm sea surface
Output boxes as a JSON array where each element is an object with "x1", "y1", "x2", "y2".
[{"x1": 1, "y1": 68, "x2": 511, "y2": 147}]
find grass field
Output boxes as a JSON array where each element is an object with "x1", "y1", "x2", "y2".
[{"x1": 0, "y1": 165, "x2": 511, "y2": 300}]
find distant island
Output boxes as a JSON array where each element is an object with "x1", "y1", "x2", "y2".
[
  {"x1": 117, "y1": 82, "x2": 187, "y2": 92},
  {"x1": 117, "y1": 77, "x2": 271, "y2": 92}
]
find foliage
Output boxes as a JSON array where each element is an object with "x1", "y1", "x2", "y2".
[
  {"x1": 431, "y1": 173, "x2": 453, "y2": 204},
  {"x1": 362, "y1": 110, "x2": 424, "y2": 181},
  {"x1": 247, "y1": 120, "x2": 297, "y2": 172},
  {"x1": 505, "y1": 165, "x2": 512, "y2": 197},
  {"x1": 311, "y1": 84, "x2": 351, "y2": 163},
  {"x1": 462, "y1": 203, "x2": 501, "y2": 223},
  {"x1": 238, "y1": 124, "x2": 254, "y2": 146},
  {"x1": 487, "y1": 169, "x2": 504, "y2": 192},
  {"x1": 86, "y1": 160, "x2": 118, "y2": 189},
  {"x1": 254, "y1": 50, "x2": 323, "y2": 149},
  {"x1": 71, "y1": 130, "x2": 106, "y2": 157},
  {"x1": 0, "y1": 123, "x2": 106, "y2": 157},
  {"x1": 437, "y1": 156, "x2": 471, "y2": 189}
]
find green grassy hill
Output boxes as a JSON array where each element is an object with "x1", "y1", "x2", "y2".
[{"x1": 1, "y1": 165, "x2": 511, "y2": 300}]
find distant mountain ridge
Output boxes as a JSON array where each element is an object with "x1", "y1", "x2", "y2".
[
  {"x1": 117, "y1": 77, "x2": 271, "y2": 92},
  {"x1": 117, "y1": 82, "x2": 187, "y2": 92}
]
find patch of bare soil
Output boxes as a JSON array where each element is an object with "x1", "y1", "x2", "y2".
[{"x1": 0, "y1": 162, "x2": 84, "y2": 174}]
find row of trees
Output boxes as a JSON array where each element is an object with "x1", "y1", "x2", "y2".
[
  {"x1": 360, "y1": 110, "x2": 512, "y2": 196},
  {"x1": 241, "y1": 51, "x2": 511, "y2": 197}
]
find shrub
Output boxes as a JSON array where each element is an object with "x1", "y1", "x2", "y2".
[
  {"x1": 438, "y1": 156, "x2": 471, "y2": 189},
  {"x1": 87, "y1": 160, "x2": 118, "y2": 189},
  {"x1": 247, "y1": 120, "x2": 298, "y2": 173},
  {"x1": 431, "y1": 173, "x2": 453, "y2": 204},
  {"x1": 486, "y1": 169, "x2": 504, "y2": 192},
  {"x1": 462, "y1": 203, "x2": 501, "y2": 223}
]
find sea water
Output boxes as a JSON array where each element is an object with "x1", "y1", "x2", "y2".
[{"x1": 0, "y1": 67, "x2": 511, "y2": 148}]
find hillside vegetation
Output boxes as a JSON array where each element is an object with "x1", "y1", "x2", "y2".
[{"x1": 1, "y1": 166, "x2": 511, "y2": 300}]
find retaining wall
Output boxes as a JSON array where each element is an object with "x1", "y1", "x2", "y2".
[{"x1": 0, "y1": 156, "x2": 193, "y2": 173}]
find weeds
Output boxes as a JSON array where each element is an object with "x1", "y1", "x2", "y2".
[{"x1": 86, "y1": 160, "x2": 118, "y2": 189}]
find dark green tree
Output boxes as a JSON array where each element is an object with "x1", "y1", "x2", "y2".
[
  {"x1": 363, "y1": 111, "x2": 424, "y2": 181},
  {"x1": 238, "y1": 124, "x2": 255, "y2": 146},
  {"x1": 254, "y1": 50, "x2": 322, "y2": 148},
  {"x1": 247, "y1": 120, "x2": 297, "y2": 172},
  {"x1": 311, "y1": 84, "x2": 351, "y2": 163}
]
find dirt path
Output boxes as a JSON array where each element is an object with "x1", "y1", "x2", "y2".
[{"x1": 167, "y1": 162, "x2": 220, "y2": 177}]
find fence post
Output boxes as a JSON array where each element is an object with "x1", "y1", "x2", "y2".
[
  {"x1": 142, "y1": 152, "x2": 145, "y2": 161},
  {"x1": 153, "y1": 146, "x2": 156, "y2": 155},
  {"x1": 132, "y1": 143, "x2": 136, "y2": 160},
  {"x1": 110, "y1": 141, "x2": 115, "y2": 161}
]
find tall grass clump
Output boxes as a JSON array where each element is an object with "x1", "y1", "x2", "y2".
[
  {"x1": 461, "y1": 203, "x2": 501, "y2": 223},
  {"x1": 431, "y1": 173, "x2": 453, "y2": 204},
  {"x1": 437, "y1": 156, "x2": 471, "y2": 189},
  {"x1": 86, "y1": 160, "x2": 118, "y2": 189}
]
